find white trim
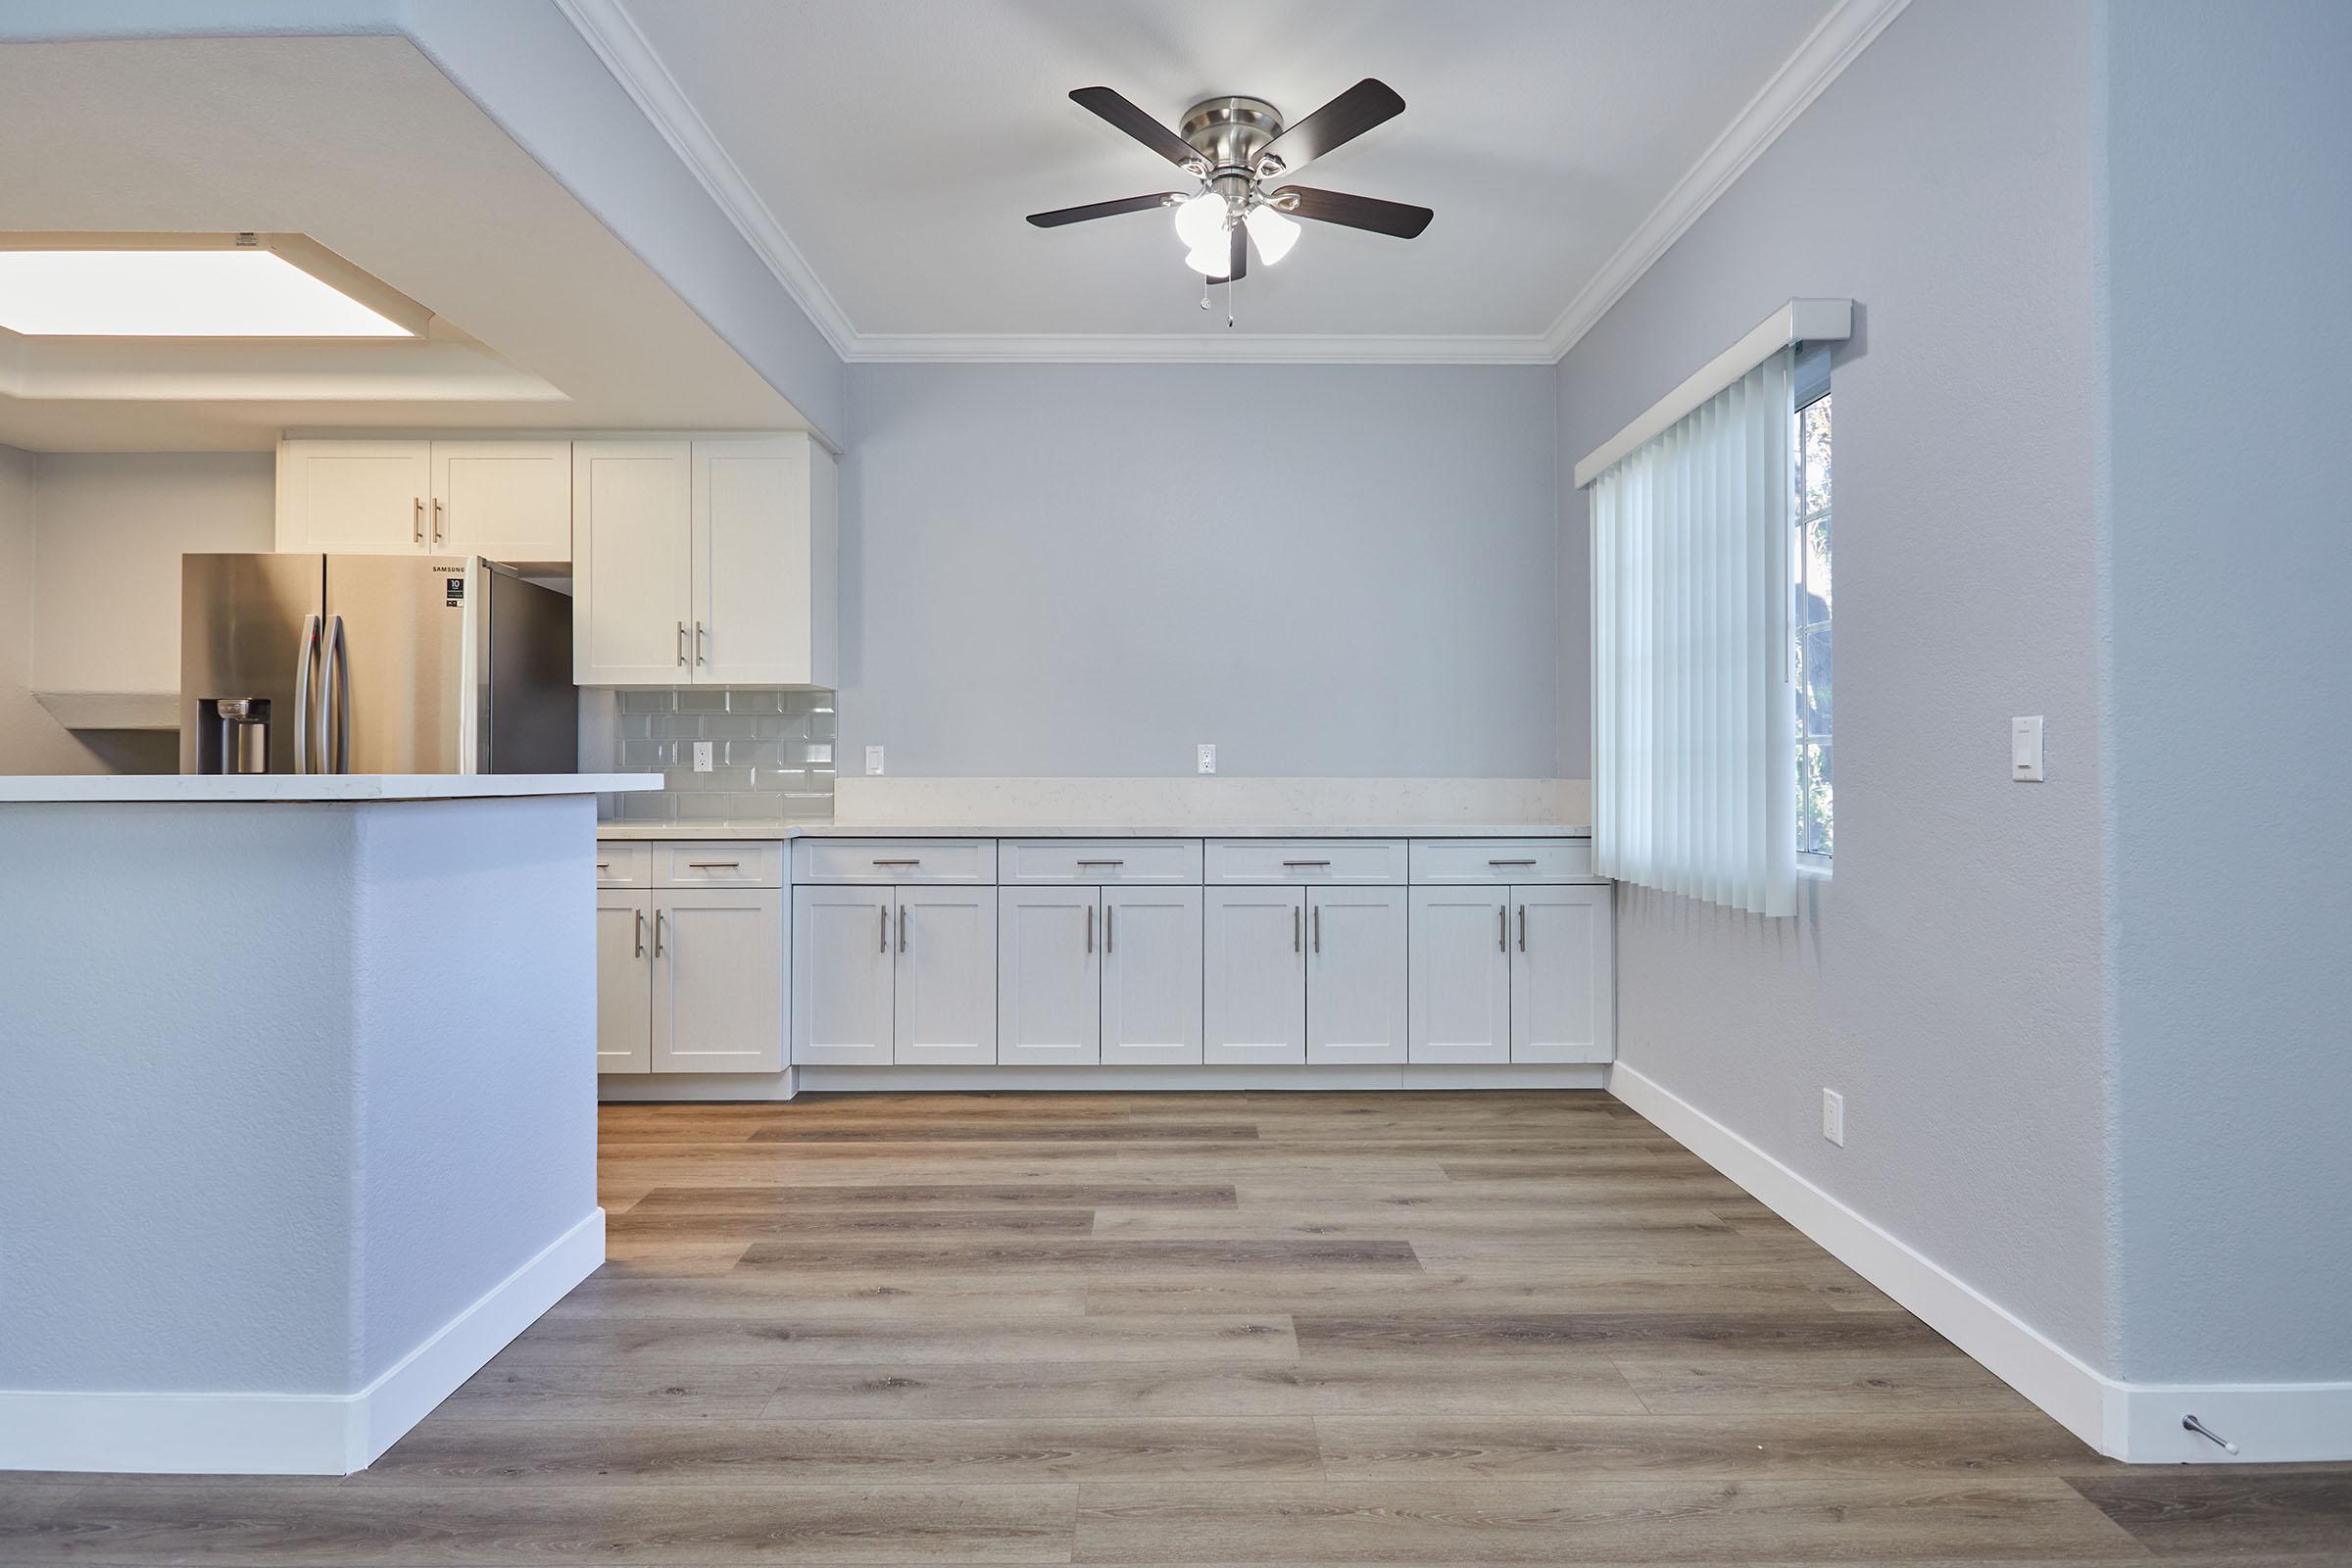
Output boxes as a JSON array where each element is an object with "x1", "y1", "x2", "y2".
[
  {"x1": 553, "y1": 0, "x2": 859, "y2": 360},
  {"x1": 1573, "y1": 298, "x2": 1850, "y2": 486},
  {"x1": 602, "y1": 1070, "x2": 798, "y2": 1102},
  {"x1": 555, "y1": 0, "x2": 1906, "y2": 367},
  {"x1": 1610, "y1": 1064, "x2": 2352, "y2": 1463},
  {"x1": 0, "y1": 1209, "x2": 604, "y2": 1476},
  {"x1": 798, "y1": 1064, "x2": 1606, "y2": 1094},
  {"x1": 1542, "y1": 0, "x2": 1911, "y2": 360}
]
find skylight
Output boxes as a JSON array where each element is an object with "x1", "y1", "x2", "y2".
[{"x1": 0, "y1": 248, "x2": 413, "y2": 337}]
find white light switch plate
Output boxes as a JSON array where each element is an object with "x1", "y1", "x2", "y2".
[
  {"x1": 1822, "y1": 1089, "x2": 1845, "y2": 1147},
  {"x1": 692, "y1": 741, "x2": 714, "y2": 773},
  {"x1": 1196, "y1": 743, "x2": 1217, "y2": 775},
  {"x1": 2012, "y1": 715, "x2": 2044, "y2": 781},
  {"x1": 864, "y1": 745, "x2": 886, "y2": 776}
]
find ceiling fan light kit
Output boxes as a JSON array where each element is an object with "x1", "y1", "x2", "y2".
[{"x1": 1028, "y1": 79, "x2": 1435, "y2": 296}]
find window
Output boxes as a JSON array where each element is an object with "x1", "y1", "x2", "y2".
[{"x1": 1792, "y1": 383, "x2": 1833, "y2": 861}]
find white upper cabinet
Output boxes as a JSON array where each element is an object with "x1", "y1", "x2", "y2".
[
  {"x1": 574, "y1": 433, "x2": 836, "y2": 688},
  {"x1": 431, "y1": 440, "x2": 573, "y2": 564},
  {"x1": 1511, "y1": 884, "x2": 1615, "y2": 1063},
  {"x1": 997, "y1": 886, "x2": 1101, "y2": 1067},
  {"x1": 1408, "y1": 885, "x2": 1513, "y2": 1064},
  {"x1": 695, "y1": 436, "x2": 838, "y2": 687},
  {"x1": 278, "y1": 439, "x2": 569, "y2": 562},
  {"x1": 1306, "y1": 886, "x2": 1408, "y2": 1065},
  {"x1": 1101, "y1": 885, "x2": 1203, "y2": 1067},
  {"x1": 574, "y1": 441, "x2": 695, "y2": 686},
  {"x1": 276, "y1": 440, "x2": 431, "y2": 554},
  {"x1": 1203, "y1": 885, "x2": 1305, "y2": 1066}
]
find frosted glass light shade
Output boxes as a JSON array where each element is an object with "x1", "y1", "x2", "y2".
[
  {"x1": 1245, "y1": 205, "x2": 1299, "y2": 265},
  {"x1": 1184, "y1": 242, "x2": 1232, "y2": 280},
  {"x1": 0, "y1": 249, "x2": 413, "y2": 336},
  {"x1": 1171, "y1": 191, "x2": 1229, "y2": 253}
]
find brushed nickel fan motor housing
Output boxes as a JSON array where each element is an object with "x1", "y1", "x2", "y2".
[{"x1": 1179, "y1": 96, "x2": 1284, "y2": 185}]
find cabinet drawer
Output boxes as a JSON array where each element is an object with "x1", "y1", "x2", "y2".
[
  {"x1": 1203, "y1": 839, "x2": 1406, "y2": 885},
  {"x1": 655, "y1": 841, "x2": 784, "y2": 889},
  {"x1": 792, "y1": 838, "x2": 998, "y2": 885},
  {"x1": 1409, "y1": 838, "x2": 1597, "y2": 885},
  {"x1": 595, "y1": 842, "x2": 652, "y2": 889},
  {"x1": 1001, "y1": 840, "x2": 1201, "y2": 884}
]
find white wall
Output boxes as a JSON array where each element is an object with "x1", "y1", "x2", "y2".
[
  {"x1": 1555, "y1": 0, "x2": 2114, "y2": 1371},
  {"x1": 2104, "y1": 0, "x2": 2352, "y2": 1387},
  {"x1": 30, "y1": 451, "x2": 273, "y2": 695},
  {"x1": 841, "y1": 363, "x2": 1561, "y2": 779},
  {"x1": 0, "y1": 444, "x2": 97, "y2": 773}
]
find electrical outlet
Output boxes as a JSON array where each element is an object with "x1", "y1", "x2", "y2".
[
  {"x1": 692, "y1": 740, "x2": 714, "y2": 773},
  {"x1": 864, "y1": 745, "x2": 886, "y2": 776},
  {"x1": 1821, "y1": 1089, "x2": 1845, "y2": 1147},
  {"x1": 1196, "y1": 743, "x2": 1217, "y2": 775}
]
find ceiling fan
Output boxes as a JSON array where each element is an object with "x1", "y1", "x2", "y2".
[{"x1": 1026, "y1": 79, "x2": 1434, "y2": 286}]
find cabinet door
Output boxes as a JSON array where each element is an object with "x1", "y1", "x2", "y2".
[
  {"x1": 1408, "y1": 886, "x2": 1512, "y2": 1063},
  {"x1": 431, "y1": 440, "x2": 571, "y2": 564},
  {"x1": 1102, "y1": 886, "x2": 1203, "y2": 1066},
  {"x1": 998, "y1": 886, "x2": 1100, "y2": 1067},
  {"x1": 573, "y1": 441, "x2": 694, "y2": 685},
  {"x1": 895, "y1": 885, "x2": 998, "y2": 1066},
  {"x1": 652, "y1": 891, "x2": 784, "y2": 1073},
  {"x1": 1202, "y1": 886, "x2": 1305, "y2": 1065},
  {"x1": 1512, "y1": 884, "x2": 1615, "y2": 1063},
  {"x1": 1307, "y1": 886, "x2": 1408, "y2": 1065},
  {"x1": 693, "y1": 435, "x2": 835, "y2": 687},
  {"x1": 596, "y1": 889, "x2": 651, "y2": 1074},
  {"x1": 277, "y1": 439, "x2": 429, "y2": 553},
  {"x1": 790, "y1": 886, "x2": 896, "y2": 1066}
]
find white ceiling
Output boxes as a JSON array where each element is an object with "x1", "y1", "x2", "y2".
[
  {"x1": 574, "y1": 0, "x2": 1873, "y2": 359},
  {"x1": 0, "y1": 34, "x2": 805, "y2": 451}
]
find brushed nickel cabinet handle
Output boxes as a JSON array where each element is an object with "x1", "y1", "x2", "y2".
[
  {"x1": 596, "y1": 860, "x2": 611, "y2": 870},
  {"x1": 654, "y1": 908, "x2": 666, "y2": 957},
  {"x1": 1104, "y1": 905, "x2": 1113, "y2": 955},
  {"x1": 898, "y1": 905, "x2": 907, "y2": 953},
  {"x1": 1518, "y1": 905, "x2": 1527, "y2": 952},
  {"x1": 871, "y1": 858, "x2": 921, "y2": 867},
  {"x1": 677, "y1": 621, "x2": 688, "y2": 666},
  {"x1": 695, "y1": 621, "x2": 707, "y2": 665},
  {"x1": 1498, "y1": 906, "x2": 1507, "y2": 953},
  {"x1": 879, "y1": 904, "x2": 888, "y2": 953},
  {"x1": 1086, "y1": 904, "x2": 1094, "y2": 955},
  {"x1": 413, "y1": 496, "x2": 423, "y2": 544},
  {"x1": 1282, "y1": 859, "x2": 1333, "y2": 868},
  {"x1": 686, "y1": 860, "x2": 741, "y2": 869},
  {"x1": 1489, "y1": 858, "x2": 1538, "y2": 866},
  {"x1": 1075, "y1": 858, "x2": 1125, "y2": 867},
  {"x1": 633, "y1": 908, "x2": 644, "y2": 958},
  {"x1": 431, "y1": 496, "x2": 444, "y2": 544},
  {"x1": 1294, "y1": 906, "x2": 1301, "y2": 953},
  {"x1": 1313, "y1": 905, "x2": 1321, "y2": 954}
]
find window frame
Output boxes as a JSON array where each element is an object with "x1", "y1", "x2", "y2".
[{"x1": 1792, "y1": 349, "x2": 1834, "y2": 873}]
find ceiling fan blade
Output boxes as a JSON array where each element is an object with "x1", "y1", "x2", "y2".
[
  {"x1": 1254, "y1": 78, "x2": 1405, "y2": 175},
  {"x1": 1069, "y1": 86, "x2": 1204, "y2": 171},
  {"x1": 1274, "y1": 184, "x2": 1434, "y2": 239},
  {"x1": 1027, "y1": 192, "x2": 1181, "y2": 228}
]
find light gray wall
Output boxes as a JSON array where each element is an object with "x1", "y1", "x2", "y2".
[
  {"x1": 0, "y1": 444, "x2": 98, "y2": 774},
  {"x1": 1555, "y1": 0, "x2": 2113, "y2": 1368},
  {"x1": 841, "y1": 363, "x2": 1561, "y2": 778},
  {"x1": 2103, "y1": 0, "x2": 2352, "y2": 1385}
]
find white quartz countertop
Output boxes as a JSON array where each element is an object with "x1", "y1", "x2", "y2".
[
  {"x1": 598, "y1": 819, "x2": 1592, "y2": 841},
  {"x1": 2, "y1": 773, "x2": 658, "y2": 804}
]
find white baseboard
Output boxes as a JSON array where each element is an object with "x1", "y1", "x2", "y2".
[
  {"x1": 797, "y1": 1063, "x2": 1607, "y2": 1094},
  {"x1": 0, "y1": 1208, "x2": 604, "y2": 1476},
  {"x1": 1609, "y1": 1063, "x2": 2352, "y2": 1463}
]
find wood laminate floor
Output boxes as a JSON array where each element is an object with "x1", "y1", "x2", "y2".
[{"x1": 8, "y1": 1090, "x2": 2348, "y2": 1563}]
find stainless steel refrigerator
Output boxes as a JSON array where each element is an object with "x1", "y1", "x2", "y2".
[{"x1": 180, "y1": 554, "x2": 576, "y2": 775}]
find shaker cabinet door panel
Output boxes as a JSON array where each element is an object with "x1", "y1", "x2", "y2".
[
  {"x1": 693, "y1": 436, "x2": 833, "y2": 687},
  {"x1": 998, "y1": 886, "x2": 1101, "y2": 1067},
  {"x1": 277, "y1": 440, "x2": 430, "y2": 554},
  {"x1": 1202, "y1": 886, "x2": 1305, "y2": 1066},
  {"x1": 652, "y1": 891, "x2": 784, "y2": 1073},
  {"x1": 790, "y1": 886, "x2": 896, "y2": 1066},
  {"x1": 1511, "y1": 884, "x2": 1616, "y2": 1063},
  {"x1": 431, "y1": 440, "x2": 571, "y2": 564},
  {"x1": 596, "y1": 890, "x2": 652, "y2": 1074},
  {"x1": 1408, "y1": 887, "x2": 1512, "y2": 1064},
  {"x1": 1306, "y1": 886, "x2": 1408, "y2": 1065},
  {"x1": 1102, "y1": 886, "x2": 1203, "y2": 1066},
  {"x1": 572, "y1": 441, "x2": 694, "y2": 685},
  {"x1": 895, "y1": 886, "x2": 998, "y2": 1066}
]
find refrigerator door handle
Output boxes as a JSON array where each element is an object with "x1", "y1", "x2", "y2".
[
  {"x1": 293, "y1": 613, "x2": 321, "y2": 774},
  {"x1": 319, "y1": 613, "x2": 350, "y2": 774}
]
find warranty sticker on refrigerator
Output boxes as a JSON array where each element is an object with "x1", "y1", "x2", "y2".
[{"x1": 444, "y1": 576, "x2": 465, "y2": 607}]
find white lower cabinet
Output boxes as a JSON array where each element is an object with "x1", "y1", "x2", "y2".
[
  {"x1": 596, "y1": 890, "x2": 652, "y2": 1073},
  {"x1": 1511, "y1": 883, "x2": 1615, "y2": 1062},
  {"x1": 654, "y1": 891, "x2": 784, "y2": 1071},
  {"x1": 1407, "y1": 886, "x2": 1514, "y2": 1063},
  {"x1": 790, "y1": 885, "x2": 897, "y2": 1066},
  {"x1": 999, "y1": 886, "x2": 1102, "y2": 1066},
  {"x1": 1102, "y1": 886, "x2": 1203, "y2": 1065},
  {"x1": 1203, "y1": 885, "x2": 1306, "y2": 1065},
  {"x1": 1306, "y1": 886, "x2": 1409, "y2": 1064},
  {"x1": 895, "y1": 887, "x2": 998, "y2": 1065}
]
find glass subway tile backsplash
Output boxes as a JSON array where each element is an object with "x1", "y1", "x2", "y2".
[{"x1": 612, "y1": 689, "x2": 835, "y2": 823}]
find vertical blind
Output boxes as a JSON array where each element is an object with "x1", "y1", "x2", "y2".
[{"x1": 1590, "y1": 349, "x2": 1796, "y2": 916}]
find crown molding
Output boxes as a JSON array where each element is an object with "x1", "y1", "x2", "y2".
[
  {"x1": 561, "y1": 0, "x2": 1908, "y2": 368},
  {"x1": 554, "y1": 0, "x2": 859, "y2": 360},
  {"x1": 1540, "y1": 0, "x2": 1913, "y2": 361},
  {"x1": 847, "y1": 333, "x2": 1557, "y2": 366}
]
